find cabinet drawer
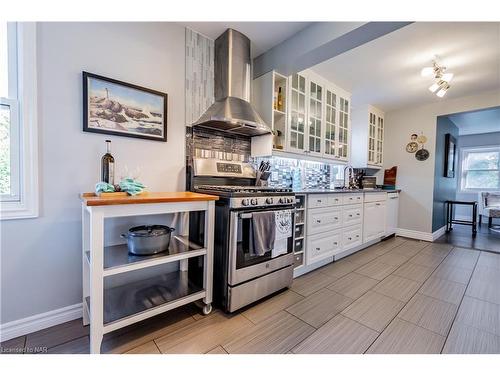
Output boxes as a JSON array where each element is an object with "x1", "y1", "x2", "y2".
[
  {"x1": 307, "y1": 207, "x2": 342, "y2": 235},
  {"x1": 293, "y1": 252, "x2": 304, "y2": 268},
  {"x1": 308, "y1": 194, "x2": 329, "y2": 209},
  {"x1": 343, "y1": 204, "x2": 363, "y2": 226},
  {"x1": 328, "y1": 194, "x2": 343, "y2": 206},
  {"x1": 307, "y1": 230, "x2": 341, "y2": 264},
  {"x1": 343, "y1": 225, "x2": 362, "y2": 250},
  {"x1": 364, "y1": 192, "x2": 387, "y2": 203},
  {"x1": 342, "y1": 194, "x2": 363, "y2": 205}
]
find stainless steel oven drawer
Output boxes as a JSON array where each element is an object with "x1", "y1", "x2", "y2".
[
  {"x1": 229, "y1": 252, "x2": 294, "y2": 285},
  {"x1": 227, "y1": 265, "x2": 293, "y2": 312}
]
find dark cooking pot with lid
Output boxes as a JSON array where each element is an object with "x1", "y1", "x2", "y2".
[{"x1": 121, "y1": 225, "x2": 175, "y2": 255}]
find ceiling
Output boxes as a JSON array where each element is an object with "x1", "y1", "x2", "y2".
[
  {"x1": 182, "y1": 22, "x2": 311, "y2": 57},
  {"x1": 312, "y1": 22, "x2": 500, "y2": 112},
  {"x1": 448, "y1": 106, "x2": 500, "y2": 136}
]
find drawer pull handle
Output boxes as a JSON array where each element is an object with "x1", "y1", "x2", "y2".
[
  {"x1": 316, "y1": 219, "x2": 322, "y2": 223},
  {"x1": 348, "y1": 237, "x2": 352, "y2": 240},
  {"x1": 334, "y1": 217, "x2": 338, "y2": 220},
  {"x1": 316, "y1": 247, "x2": 321, "y2": 251},
  {"x1": 317, "y1": 200, "x2": 322, "y2": 203},
  {"x1": 349, "y1": 214, "x2": 353, "y2": 217},
  {"x1": 376, "y1": 203, "x2": 381, "y2": 206},
  {"x1": 334, "y1": 242, "x2": 338, "y2": 245},
  {"x1": 356, "y1": 235, "x2": 360, "y2": 238},
  {"x1": 356, "y1": 213, "x2": 360, "y2": 216}
]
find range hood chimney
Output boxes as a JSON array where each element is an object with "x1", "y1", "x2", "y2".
[{"x1": 192, "y1": 29, "x2": 272, "y2": 136}]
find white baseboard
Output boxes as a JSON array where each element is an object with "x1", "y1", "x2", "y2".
[
  {"x1": 396, "y1": 226, "x2": 446, "y2": 242},
  {"x1": 0, "y1": 303, "x2": 82, "y2": 342},
  {"x1": 396, "y1": 228, "x2": 434, "y2": 242},
  {"x1": 432, "y1": 226, "x2": 447, "y2": 241}
]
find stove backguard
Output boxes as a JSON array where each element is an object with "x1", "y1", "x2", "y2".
[{"x1": 186, "y1": 127, "x2": 255, "y2": 190}]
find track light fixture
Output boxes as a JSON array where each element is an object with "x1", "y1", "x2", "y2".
[{"x1": 421, "y1": 59, "x2": 453, "y2": 98}]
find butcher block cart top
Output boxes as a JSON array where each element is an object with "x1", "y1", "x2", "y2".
[{"x1": 80, "y1": 192, "x2": 218, "y2": 354}]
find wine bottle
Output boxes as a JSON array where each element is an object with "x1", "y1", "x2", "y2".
[
  {"x1": 277, "y1": 87, "x2": 283, "y2": 111},
  {"x1": 101, "y1": 140, "x2": 115, "y2": 184}
]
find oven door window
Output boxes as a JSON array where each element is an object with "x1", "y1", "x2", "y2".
[{"x1": 235, "y1": 209, "x2": 294, "y2": 270}]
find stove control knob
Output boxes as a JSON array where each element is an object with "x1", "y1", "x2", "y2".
[
  {"x1": 251, "y1": 198, "x2": 258, "y2": 205},
  {"x1": 241, "y1": 199, "x2": 249, "y2": 206},
  {"x1": 287, "y1": 197, "x2": 294, "y2": 204},
  {"x1": 278, "y1": 198, "x2": 284, "y2": 204},
  {"x1": 266, "y1": 198, "x2": 274, "y2": 204}
]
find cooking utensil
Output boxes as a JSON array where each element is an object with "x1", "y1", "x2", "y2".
[{"x1": 121, "y1": 225, "x2": 175, "y2": 255}]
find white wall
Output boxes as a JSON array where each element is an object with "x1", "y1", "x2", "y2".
[
  {"x1": 382, "y1": 89, "x2": 500, "y2": 234},
  {"x1": 0, "y1": 22, "x2": 186, "y2": 324}
]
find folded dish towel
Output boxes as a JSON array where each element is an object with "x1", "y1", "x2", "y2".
[
  {"x1": 95, "y1": 182, "x2": 115, "y2": 194},
  {"x1": 272, "y1": 210, "x2": 292, "y2": 258},
  {"x1": 251, "y1": 211, "x2": 276, "y2": 256},
  {"x1": 119, "y1": 178, "x2": 146, "y2": 196}
]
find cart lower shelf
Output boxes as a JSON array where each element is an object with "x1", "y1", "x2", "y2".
[{"x1": 85, "y1": 270, "x2": 205, "y2": 333}]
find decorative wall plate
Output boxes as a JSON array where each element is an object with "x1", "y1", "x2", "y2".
[
  {"x1": 406, "y1": 141, "x2": 418, "y2": 153},
  {"x1": 417, "y1": 135, "x2": 428, "y2": 144},
  {"x1": 415, "y1": 148, "x2": 430, "y2": 161}
]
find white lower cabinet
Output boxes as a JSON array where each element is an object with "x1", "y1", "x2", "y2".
[
  {"x1": 307, "y1": 230, "x2": 342, "y2": 264},
  {"x1": 363, "y1": 201, "x2": 387, "y2": 242},
  {"x1": 299, "y1": 191, "x2": 393, "y2": 274}
]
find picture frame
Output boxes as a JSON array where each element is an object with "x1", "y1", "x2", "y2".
[
  {"x1": 444, "y1": 133, "x2": 456, "y2": 178},
  {"x1": 83, "y1": 71, "x2": 168, "y2": 142}
]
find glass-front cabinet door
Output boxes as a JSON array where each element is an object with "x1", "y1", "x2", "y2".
[
  {"x1": 376, "y1": 116, "x2": 384, "y2": 165},
  {"x1": 324, "y1": 90, "x2": 337, "y2": 158},
  {"x1": 308, "y1": 81, "x2": 323, "y2": 155},
  {"x1": 337, "y1": 97, "x2": 349, "y2": 160},
  {"x1": 288, "y1": 73, "x2": 306, "y2": 153},
  {"x1": 368, "y1": 112, "x2": 376, "y2": 164}
]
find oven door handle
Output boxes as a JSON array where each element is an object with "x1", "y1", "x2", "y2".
[{"x1": 239, "y1": 208, "x2": 296, "y2": 219}]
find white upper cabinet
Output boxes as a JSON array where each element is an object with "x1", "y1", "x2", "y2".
[
  {"x1": 307, "y1": 80, "x2": 323, "y2": 155},
  {"x1": 251, "y1": 69, "x2": 351, "y2": 161},
  {"x1": 289, "y1": 73, "x2": 307, "y2": 153},
  {"x1": 351, "y1": 104, "x2": 385, "y2": 168}
]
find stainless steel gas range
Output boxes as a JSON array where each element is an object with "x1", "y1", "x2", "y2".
[{"x1": 188, "y1": 158, "x2": 296, "y2": 313}]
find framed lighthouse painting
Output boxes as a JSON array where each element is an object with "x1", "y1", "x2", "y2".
[{"x1": 82, "y1": 71, "x2": 168, "y2": 142}]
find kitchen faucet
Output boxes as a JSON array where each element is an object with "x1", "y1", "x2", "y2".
[{"x1": 344, "y1": 165, "x2": 355, "y2": 189}]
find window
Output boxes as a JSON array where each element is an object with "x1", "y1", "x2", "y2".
[
  {"x1": 0, "y1": 22, "x2": 38, "y2": 220},
  {"x1": 460, "y1": 147, "x2": 500, "y2": 191}
]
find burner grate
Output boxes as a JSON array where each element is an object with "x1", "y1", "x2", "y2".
[{"x1": 195, "y1": 185, "x2": 291, "y2": 193}]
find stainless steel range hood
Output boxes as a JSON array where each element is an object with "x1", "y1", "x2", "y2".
[{"x1": 192, "y1": 29, "x2": 272, "y2": 136}]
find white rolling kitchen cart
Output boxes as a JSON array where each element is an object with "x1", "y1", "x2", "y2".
[{"x1": 80, "y1": 192, "x2": 217, "y2": 354}]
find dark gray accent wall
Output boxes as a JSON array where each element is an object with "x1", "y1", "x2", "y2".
[{"x1": 432, "y1": 116, "x2": 459, "y2": 232}]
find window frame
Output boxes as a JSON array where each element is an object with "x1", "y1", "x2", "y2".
[
  {"x1": 0, "y1": 22, "x2": 39, "y2": 220},
  {"x1": 459, "y1": 146, "x2": 500, "y2": 193}
]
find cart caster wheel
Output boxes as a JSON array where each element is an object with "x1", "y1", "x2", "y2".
[{"x1": 202, "y1": 304, "x2": 212, "y2": 315}]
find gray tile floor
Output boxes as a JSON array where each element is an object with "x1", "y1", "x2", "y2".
[{"x1": 2, "y1": 236, "x2": 500, "y2": 354}]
